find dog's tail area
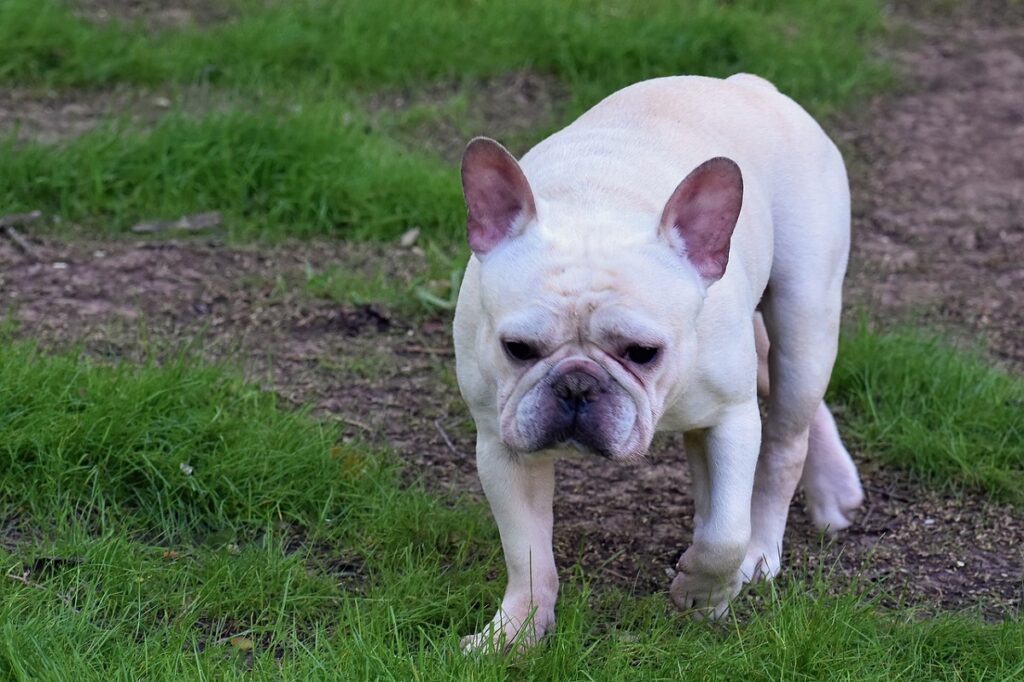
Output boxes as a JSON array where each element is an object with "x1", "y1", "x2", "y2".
[{"x1": 726, "y1": 73, "x2": 779, "y2": 93}]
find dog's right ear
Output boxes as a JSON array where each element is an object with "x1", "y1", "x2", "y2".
[
  {"x1": 461, "y1": 137, "x2": 537, "y2": 257},
  {"x1": 659, "y1": 157, "x2": 743, "y2": 285}
]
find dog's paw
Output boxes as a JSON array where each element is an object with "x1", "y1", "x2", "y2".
[
  {"x1": 803, "y1": 405, "x2": 865, "y2": 534},
  {"x1": 460, "y1": 629, "x2": 515, "y2": 656},
  {"x1": 804, "y1": 472, "x2": 864, "y2": 534},
  {"x1": 460, "y1": 607, "x2": 554, "y2": 655},
  {"x1": 669, "y1": 563, "x2": 743, "y2": 620},
  {"x1": 739, "y1": 545, "x2": 781, "y2": 583}
]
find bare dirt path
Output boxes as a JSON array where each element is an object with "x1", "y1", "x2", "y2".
[
  {"x1": 840, "y1": 12, "x2": 1024, "y2": 370},
  {"x1": 2, "y1": 10, "x2": 1022, "y2": 617}
]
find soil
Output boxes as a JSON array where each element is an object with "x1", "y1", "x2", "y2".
[
  {"x1": 366, "y1": 71, "x2": 569, "y2": 163},
  {"x1": 0, "y1": 87, "x2": 171, "y2": 144},
  {"x1": 0, "y1": 85, "x2": 252, "y2": 146},
  {"x1": 839, "y1": 10, "x2": 1024, "y2": 369},
  {"x1": 2, "y1": 9, "x2": 1022, "y2": 618},
  {"x1": 73, "y1": 0, "x2": 234, "y2": 31}
]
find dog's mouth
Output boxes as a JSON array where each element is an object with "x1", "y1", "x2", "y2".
[
  {"x1": 545, "y1": 411, "x2": 648, "y2": 460},
  {"x1": 501, "y1": 358, "x2": 654, "y2": 461},
  {"x1": 556, "y1": 435, "x2": 613, "y2": 459}
]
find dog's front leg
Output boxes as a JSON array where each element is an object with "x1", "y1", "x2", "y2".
[
  {"x1": 461, "y1": 432, "x2": 557, "y2": 653},
  {"x1": 671, "y1": 398, "x2": 761, "y2": 619}
]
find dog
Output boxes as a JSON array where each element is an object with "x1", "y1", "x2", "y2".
[{"x1": 452, "y1": 74, "x2": 864, "y2": 652}]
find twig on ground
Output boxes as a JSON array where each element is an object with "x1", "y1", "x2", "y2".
[
  {"x1": 2, "y1": 225, "x2": 35, "y2": 256},
  {"x1": 0, "y1": 210, "x2": 42, "y2": 260},
  {"x1": 131, "y1": 211, "x2": 223, "y2": 234},
  {"x1": 340, "y1": 416, "x2": 372, "y2": 432},
  {"x1": 865, "y1": 484, "x2": 913, "y2": 504},
  {"x1": 859, "y1": 498, "x2": 879, "y2": 530},
  {"x1": 6, "y1": 570, "x2": 80, "y2": 612},
  {"x1": 213, "y1": 629, "x2": 256, "y2": 647},
  {"x1": 0, "y1": 210, "x2": 43, "y2": 229},
  {"x1": 435, "y1": 419, "x2": 467, "y2": 458}
]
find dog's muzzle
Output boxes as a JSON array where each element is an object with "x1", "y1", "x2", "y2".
[{"x1": 513, "y1": 358, "x2": 637, "y2": 458}]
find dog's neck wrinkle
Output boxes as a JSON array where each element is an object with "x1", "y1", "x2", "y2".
[
  {"x1": 536, "y1": 180, "x2": 661, "y2": 216},
  {"x1": 535, "y1": 196, "x2": 660, "y2": 243},
  {"x1": 524, "y1": 125, "x2": 677, "y2": 212},
  {"x1": 542, "y1": 261, "x2": 619, "y2": 300}
]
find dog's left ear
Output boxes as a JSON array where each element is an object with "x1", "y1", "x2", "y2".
[
  {"x1": 659, "y1": 157, "x2": 743, "y2": 284},
  {"x1": 461, "y1": 137, "x2": 537, "y2": 257}
]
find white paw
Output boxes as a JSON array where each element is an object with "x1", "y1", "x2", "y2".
[
  {"x1": 740, "y1": 545, "x2": 782, "y2": 583},
  {"x1": 460, "y1": 606, "x2": 554, "y2": 655},
  {"x1": 803, "y1": 404, "x2": 865, "y2": 534},
  {"x1": 670, "y1": 563, "x2": 743, "y2": 620},
  {"x1": 803, "y1": 470, "x2": 864, "y2": 534}
]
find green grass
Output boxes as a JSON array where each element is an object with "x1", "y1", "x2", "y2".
[
  {"x1": 1, "y1": 0, "x2": 887, "y2": 113},
  {"x1": 830, "y1": 324, "x2": 1024, "y2": 505},
  {"x1": 301, "y1": 244, "x2": 464, "y2": 313},
  {"x1": 0, "y1": 107, "x2": 463, "y2": 241},
  {"x1": 2, "y1": 2, "x2": 1020, "y2": 677},
  {"x1": 1, "y1": 340, "x2": 1020, "y2": 679},
  {"x1": 0, "y1": 0, "x2": 889, "y2": 241}
]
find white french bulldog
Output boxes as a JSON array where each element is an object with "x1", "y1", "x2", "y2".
[{"x1": 453, "y1": 74, "x2": 864, "y2": 652}]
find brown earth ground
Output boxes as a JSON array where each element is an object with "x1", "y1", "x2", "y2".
[
  {"x1": 2, "y1": 8, "x2": 1022, "y2": 618},
  {"x1": 73, "y1": 0, "x2": 235, "y2": 31}
]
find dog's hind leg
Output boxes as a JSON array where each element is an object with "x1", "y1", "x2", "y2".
[
  {"x1": 801, "y1": 402, "x2": 863, "y2": 532},
  {"x1": 754, "y1": 313, "x2": 863, "y2": 534},
  {"x1": 743, "y1": 293, "x2": 838, "y2": 581},
  {"x1": 741, "y1": 152, "x2": 854, "y2": 580}
]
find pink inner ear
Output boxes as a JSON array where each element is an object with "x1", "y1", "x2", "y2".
[
  {"x1": 461, "y1": 138, "x2": 537, "y2": 256},
  {"x1": 660, "y1": 157, "x2": 743, "y2": 283}
]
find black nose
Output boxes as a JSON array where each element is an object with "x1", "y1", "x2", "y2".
[{"x1": 553, "y1": 370, "x2": 601, "y2": 412}]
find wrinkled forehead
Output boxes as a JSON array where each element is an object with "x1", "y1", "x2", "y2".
[
  {"x1": 480, "y1": 237, "x2": 690, "y2": 344},
  {"x1": 494, "y1": 302, "x2": 669, "y2": 350}
]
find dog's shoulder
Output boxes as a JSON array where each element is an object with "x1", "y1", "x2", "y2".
[{"x1": 724, "y1": 72, "x2": 779, "y2": 93}]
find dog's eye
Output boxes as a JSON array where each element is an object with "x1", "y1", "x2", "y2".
[
  {"x1": 503, "y1": 340, "x2": 539, "y2": 362},
  {"x1": 623, "y1": 345, "x2": 659, "y2": 365}
]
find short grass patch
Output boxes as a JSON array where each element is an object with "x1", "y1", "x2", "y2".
[
  {"x1": 0, "y1": 0, "x2": 890, "y2": 241},
  {"x1": 829, "y1": 324, "x2": 1024, "y2": 505},
  {"x1": 0, "y1": 107, "x2": 463, "y2": 242},
  {"x1": 0, "y1": 340, "x2": 1020, "y2": 679},
  {"x1": 2, "y1": 0, "x2": 888, "y2": 114},
  {"x1": 301, "y1": 246, "x2": 464, "y2": 314},
  {"x1": 2, "y1": 1, "x2": 1020, "y2": 676}
]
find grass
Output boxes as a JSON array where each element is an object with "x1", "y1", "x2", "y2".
[
  {"x1": 1, "y1": 0, "x2": 887, "y2": 112},
  {"x1": 1, "y1": 0, "x2": 1021, "y2": 677},
  {"x1": 301, "y1": 244, "x2": 464, "y2": 313},
  {"x1": 0, "y1": 0, "x2": 889, "y2": 241},
  {"x1": 0, "y1": 107, "x2": 464, "y2": 242},
  {"x1": 829, "y1": 324, "x2": 1024, "y2": 505},
  {"x1": 0, "y1": 340, "x2": 1020, "y2": 679}
]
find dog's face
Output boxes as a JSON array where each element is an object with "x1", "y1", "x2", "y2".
[{"x1": 461, "y1": 138, "x2": 742, "y2": 461}]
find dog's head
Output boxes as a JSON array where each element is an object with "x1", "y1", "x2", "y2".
[{"x1": 460, "y1": 137, "x2": 742, "y2": 460}]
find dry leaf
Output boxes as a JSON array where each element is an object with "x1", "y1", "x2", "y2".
[
  {"x1": 229, "y1": 636, "x2": 254, "y2": 651},
  {"x1": 399, "y1": 226, "x2": 420, "y2": 247},
  {"x1": 341, "y1": 451, "x2": 364, "y2": 474}
]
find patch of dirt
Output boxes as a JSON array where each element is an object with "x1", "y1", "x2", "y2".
[
  {"x1": 2, "y1": 234, "x2": 1021, "y2": 618},
  {"x1": 2, "y1": 7, "x2": 1022, "y2": 622},
  {"x1": 0, "y1": 87, "x2": 169, "y2": 145},
  {"x1": 366, "y1": 70, "x2": 569, "y2": 163},
  {"x1": 838, "y1": 12, "x2": 1024, "y2": 369},
  {"x1": 0, "y1": 86, "x2": 246, "y2": 145},
  {"x1": 0, "y1": 68, "x2": 566, "y2": 160},
  {"x1": 74, "y1": 0, "x2": 235, "y2": 30}
]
